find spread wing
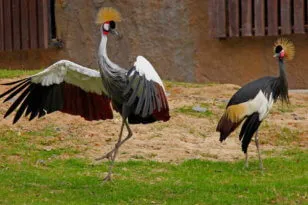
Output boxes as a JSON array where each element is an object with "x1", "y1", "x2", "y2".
[
  {"x1": 0, "y1": 60, "x2": 113, "y2": 123},
  {"x1": 123, "y1": 56, "x2": 170, "y2": 123}
]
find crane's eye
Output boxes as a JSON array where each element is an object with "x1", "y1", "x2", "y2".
[{"x1": 109, "y1": 21, "x2": 116, "y2": 29}]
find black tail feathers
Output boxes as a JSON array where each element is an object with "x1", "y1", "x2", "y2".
[{"x1": 239, "y1": 113, "x2": 261, "y2": 153}]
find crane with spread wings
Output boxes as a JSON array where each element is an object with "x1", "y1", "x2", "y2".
[{"x1": 0, "y1": 7, "x2": 170, "y2": 181}]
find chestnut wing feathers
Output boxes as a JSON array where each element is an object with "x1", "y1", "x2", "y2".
[{"x1": 0, "y1": 60, "x2": 113, "y2": 123}]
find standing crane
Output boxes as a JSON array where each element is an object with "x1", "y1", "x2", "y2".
[
  {"x1": 216, "y1": 38, "x2": 295, "y2": 169},
  {"x1": 0, "y1": 7, "x2": 170, "y2": 181}
]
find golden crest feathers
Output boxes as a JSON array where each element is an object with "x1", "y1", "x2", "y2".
[
  {"x1": 273, "y1": 38, "x2": 295, "y2": 60},
  {"x1": 96, "y1": 7, "x2": 121, "y2": 24}
]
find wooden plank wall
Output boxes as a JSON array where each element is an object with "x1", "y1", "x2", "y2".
[
  {"x1": 267, "y1": 0, "x2": 278, "y2": 36},
  {"x1": 294, "y1": 0, "x2": 305, "y2": 33},
  {"x1": 254, "y1": 0, "x2": 265, "y2": 36},
  {"x1": 281, "y1": 0, "x2": 291, "y2": 35},
  {"x1": 211, "y1": 0, "x2": 308, "y2": 38},
  {"x1": 213, "y1": 0, "x2": 227, "y2": 38},
  {"x1": 0, "y1": 0, "x2": 3, "y2": 50},
  {"x1": 0, "y1": 0, "x2": 50, "y2": 51},
  {"x1": 228, "y1": 0, "x2": 239, "y2": 37},
  {"x1": 241, "y1": 0, "x2": 252, "y2": 36}
]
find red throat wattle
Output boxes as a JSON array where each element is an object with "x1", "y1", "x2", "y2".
[{"x1": 280, "y1": 50, "x2": 285, "y2": 59}]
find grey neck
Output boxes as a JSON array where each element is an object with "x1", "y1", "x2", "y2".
[
  {"x1": 275, "y1": 58, "x2": 289, "y2": 103},
  {"x1": 97, "y1": 34, "x2": 127, "y2": 100},
  {"x1": 278, "y1": 59, "x2": 287, "y2": 83},
  {"x1": 98, "y1": 34, "x2": 124, "y2": 75}
]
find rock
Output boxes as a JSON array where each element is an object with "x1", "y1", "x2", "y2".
[{"x1": 192, "y1": 105, "x2": 207, "y2": 112}]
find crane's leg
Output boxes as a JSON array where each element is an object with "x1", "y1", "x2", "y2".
[
  {"x1": 100, "y1": 119, "x2": 125, "y2": 181},
  {"x1": 101, "y1": 119, "x2": 133, "y2": 181},
  {"x1": 244, "y1": 152, "x2": 249, "y2": 168},
  {"x1": 255, "y1": 129, "x2": 263, "y2": 170},
  {"x1": 96, "y1": 121, "x2": 132, "y2": 161}
]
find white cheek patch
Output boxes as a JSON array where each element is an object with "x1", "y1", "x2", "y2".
[{"x1": 103, "y1": 23, "x2": 109, "y2": 31}]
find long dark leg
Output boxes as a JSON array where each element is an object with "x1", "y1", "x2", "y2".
[
  {"x1": 117, "y1": 121, "x2": 133, "y2": 148},
  {"x1": 244, "y1": 152, "x2": 249, "y2": 168},
  {"x1": 101, "y1": 119, "x2": 133, "y2": 181},
  {"x1": 100, "y1": 118, "x2": 125, "y2": 181},
  {"x1": 255, "y1": 129, "x2": 263, "y2": 170},
  {"x1": 96, "y1": 121, "x2": 132, "y2": 161}
]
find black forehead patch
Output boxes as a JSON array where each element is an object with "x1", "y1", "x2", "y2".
[
  {"x1": 275, "y1": 45, "x2": 283, "y2": 53},
  {"x1": 110, "y1": 21, "x2": 116, "y2": 29}
]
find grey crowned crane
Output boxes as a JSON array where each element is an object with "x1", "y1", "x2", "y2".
[
  {"x1": 0, "y1": 7, "x2": 170, "y2": 181},
  {"x1": 216, "y1": 38, "x2": 295, "y2": 169}
]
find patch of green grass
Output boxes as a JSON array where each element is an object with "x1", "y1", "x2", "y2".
[
  {"x1": 0, "y1": 69, "x2": 42, "y2": 79},
  {"x1": 260, "y1": 124, "x2": 301, "y2": 146},
  {"x1": 274, "y1": 103, "x2": 305, "y2": 113},
  {"x1": 175, "y1": 103, "x2": 213, "y2": 118},
  {"x1": 276, "y1": 127, "x2": 301, "y2": 145},
  {"x1": 0, "y1": 125, "x2": 79, "y2": 163},
  {"x1": 163, "y1": 80, "x2": 220, "y2": 89},
  {"x1": 217, "y1": 103, "x2": 226, "y2": 109},
  {"x1": 0, "y1": 126, "x2": 307, "y2": 204},
  {"x1": 164, "y1": 80, "x2": 205, "y2": 89},
  {"x1": 0, "y1": 149, "x2": 306, "y2": 204},
  {"x1": 277, "y1": 106, "x2": 295, "y2": 113}
]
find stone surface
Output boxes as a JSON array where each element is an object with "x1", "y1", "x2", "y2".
[{"x1": 0, "y1": 0, "x2": 307, "y2": 88}]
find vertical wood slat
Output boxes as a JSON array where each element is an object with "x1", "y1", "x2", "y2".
[
  {"x1": 38, "y1": 0, "x2": 49, "y2": 48},
  {"x1": 3, "y1": 0, "x2": 12, "y2": 51},
  {"x1": 208, "y1": 0, "x2": 215, "y2": 38},
  {"x1": 267, "y1": 0, "x2": 278, "y2": 36},
  {"x1": 293, "y1": 0, "x2": 305, "y2": 33},
  {"x1": 215, "y1": 0, "x2": 226, "y2": 38},
  {"x1": 20, "y1": 0, "x2": 29, "y2": 50},
  {"x1": 12, "y1": 0, "x2": 21, "y2": 50},
  {"x1": 29, "y1": 0, "x2": 38, "y2": 49},
  {"x1": 254, "y1": 0, "x2": 265, "y2": 36},
  {"x1": 228, "y1": 0, "x2": 239, "y2": 37},
  {"x1": 281, "y1": 0, "x2": 291, "y2": 34},
  {"x1": 0, "y1": 0, "x2": 4, "y2": 51},
  {"x1": 306, "y1": 0, "x2": 308, "y2": 27},
  {"x1": 241, "y1": 0, "x2": 252, "y2": 36}
]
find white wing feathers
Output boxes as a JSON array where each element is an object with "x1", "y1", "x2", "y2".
[
  {"x1": 133, "y1": 56, "x2": 165, "y2": 90},
  {"x1": 30, "y1": 60, "x2": 106, "y2": 95}
]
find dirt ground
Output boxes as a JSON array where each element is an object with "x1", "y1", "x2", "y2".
[{"x1": 0, "y1": 79, "x2": 307, "y2": 163}]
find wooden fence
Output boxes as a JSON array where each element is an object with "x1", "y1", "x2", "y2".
[
  {"x1": 0, "y1": 0, "x2": 50, "y2": 51},
  {"x1": 210, "y1": 0, "x2": 308, "y2": 38}
]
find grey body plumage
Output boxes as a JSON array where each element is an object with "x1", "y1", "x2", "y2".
[{"x1": 98, "y1": 35, "x2": 127, "y2": 104}]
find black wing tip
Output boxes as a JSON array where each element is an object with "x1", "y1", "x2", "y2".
[
  {"x1": 12, "y1": 119, "x2": 19, "y2": 124},
  {"x1": 1, "y1": 78, "x2": 30, "y2": 86}
]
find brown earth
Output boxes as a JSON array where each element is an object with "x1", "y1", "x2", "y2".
[{"x1": 0, "y1": 79, "x2": 307, "y2": 163}]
